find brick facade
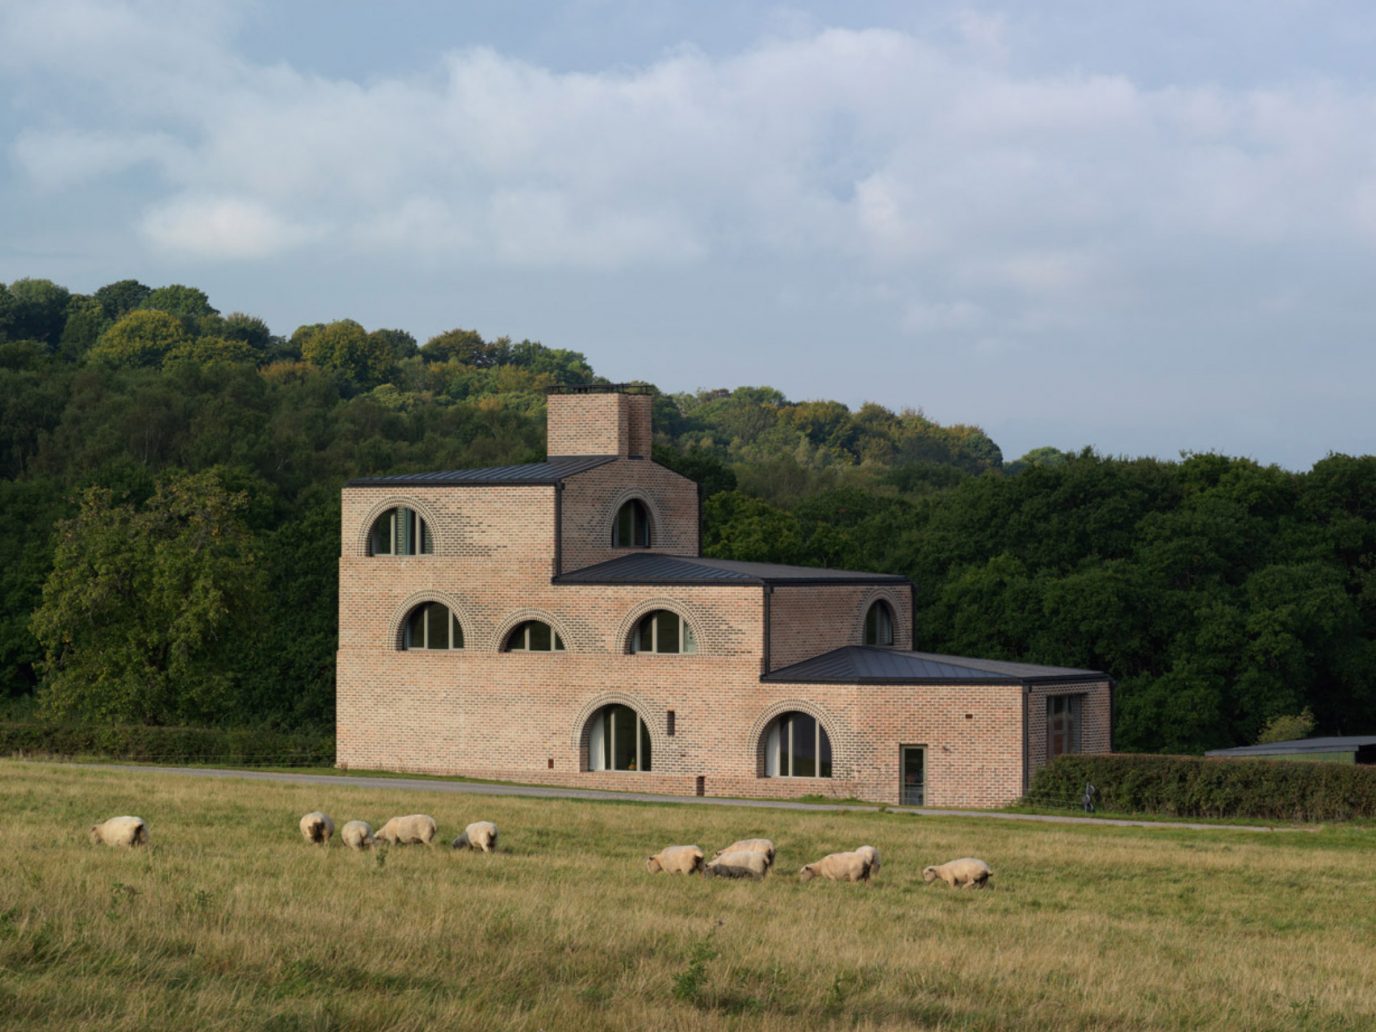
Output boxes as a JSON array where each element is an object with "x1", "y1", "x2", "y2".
[{"x1": 336, "y1": 388, "x2": 1113, "y2": 807}]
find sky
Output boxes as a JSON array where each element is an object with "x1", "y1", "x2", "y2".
[{"x1": 3, "y1": 1, "x2": 1376, "y2": 468}]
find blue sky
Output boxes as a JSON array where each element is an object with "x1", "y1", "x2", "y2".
[{"x1": 3, "y1": 1, "x2": 1375, "y2": 468}]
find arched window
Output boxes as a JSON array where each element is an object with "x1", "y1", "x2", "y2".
[
  {"x1": 504, "y1": 620, "x2": 565, "y2": 652},
  {"x1": 588, "y1": 704, "x2": 651, "y2": 771},
  {"x1": 401, "y1": 602, "x2": 463, "y2": 650},
  {"x1": 369, "y1": 506, "x2": 433, "y2": 556},
  {"x1": 764, "y1": 711, "x2": 832, "y2": 778},
  {"x1": 630, "y1": 610, "x2": 697, "y2": 654},
  {"x1": 612, "y1": 499, "x2": 651, "y2": 548},
  {"x1": 863, "y1": 600, "x2": 895, "y2": 646}
]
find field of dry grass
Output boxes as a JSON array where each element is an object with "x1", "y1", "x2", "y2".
[{"x1": 2, "y1": 759, "x2": 1373, "y2": 1031}]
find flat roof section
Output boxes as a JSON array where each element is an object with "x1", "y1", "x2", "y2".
[
  {"x1": 1206, "y1": 735, "x2": 1376, "y2": 757},
  {"x1": 553, "y1": 553, "x2": 913, "y2": 587},
  {"x1": 347, "y1": 455, "x2": 616, "y2": 487},
  {"x1": 762, "y1": 645, "x2": 1108, "y2": 685}
]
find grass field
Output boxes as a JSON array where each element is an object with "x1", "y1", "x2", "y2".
[{"x1": 2, "y1": 761, "x2": 1374, "y2": 1031}]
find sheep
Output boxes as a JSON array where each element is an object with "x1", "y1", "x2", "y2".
[
  {"x1": 923, "y1": 857, "x2": 992, "y2": 889},
  {"x1": 711, "y1": 838, "x2": 775, "y2": 869},
  {"x1": 704, "y1": 849, "x2": 770, "y2": 880},
  {"x1": 855, "y1": 845, "x2": 881, "y2": 876},
  {"x1": 375, "y1": 814, "x2": 438, "y2": 846},
  {"x1": 798, "y1": 851, "x2": 872, "y2": 883},
  {"x1": 299, "y1": 811, "x2": 334, "y2": 845},
  {"x1": 89, "y1": 815, "x2": 148, "y2": 848},
  {"x1": 451, "y1": 821, "x2": 499, "y2": 853},
  {"x1": 644, "y1": 845, "x2": 704, "y2": 875},
  {"x1": 340, "y1": 820, "x2": 375, "y2": 850}
]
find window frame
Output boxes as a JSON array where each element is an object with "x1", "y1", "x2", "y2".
[
  {"x1": 629, "y1": 610, "x2": 697, "y2": 655},
  {"x1": 1046, "y1": 694, "x2": 1084, "y2": 758},
  {"x1": 612, "y1": 499, "x2": 652, "y2": 548},
  {"x1": 863, "y1": 599, "x2": 895, "y2": 647},
  {"x1": 504, "y1": 620, "x2": 566, "y2": 653},
  {"x1": 368, "y1": 506, "x2": 434, "y2": 557},
  {"x1": 587, "y1": 703, "x2": 652, "y2": 772},
  {"x1": 401, "y1": 602, "x2": 463, "y2": 651},
  {"x1": 764, "y1": 711, "x2": 833, "y2": 779}
]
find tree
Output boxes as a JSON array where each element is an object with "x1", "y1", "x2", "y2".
[
  {"x1": 30, "y1": 470, "x2": 265, "y2": 724},
  {"x1": 144, "y1": 284, "x2": 218, "y2": 332},
  {"x1": 94, "y1": 279, "x2": 152, "y2": 320},
  {"x1": 87, "y1": 309, "x2": 188, "y2": 368},
  {"x1": 299, "y1": 320, "x2": 395, "y2": 389},
  {"x1": 0, "y1": 278, "x2": 71, "y2": 348},
  {"x1": 422, "y1": 328, "x2": 507, "y2": 366},
  {"x1": 1257, "y1": 708, "x2": 1316, "y2": 744},
  {"x1": 370, "y1": 328, "x2": 418, "y2": 361}
]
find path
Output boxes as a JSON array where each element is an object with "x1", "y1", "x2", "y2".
[{"x1": 72, "y1": 762, "x2": 1295, "y2": 833}]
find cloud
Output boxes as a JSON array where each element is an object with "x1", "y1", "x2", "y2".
[{"x1": 140, "y1": 195, "x2": 315, "y2": 259}]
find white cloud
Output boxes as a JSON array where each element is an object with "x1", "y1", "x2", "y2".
[{"x1": 141, "y1": 195, "x2": 315, "y2": 258}]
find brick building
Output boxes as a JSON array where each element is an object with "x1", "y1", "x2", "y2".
[{"x1": 336, "y1": 385, "x2": 1112, "y2": 807}]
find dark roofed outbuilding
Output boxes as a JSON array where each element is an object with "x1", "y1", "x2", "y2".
[{"x1": 1205, "y1": 736, "x2": 1376, "y2": 764}]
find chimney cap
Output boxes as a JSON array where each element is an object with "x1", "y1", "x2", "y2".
[{"x1": 544, "y1": 382, "x2": 657, "y2": 396}]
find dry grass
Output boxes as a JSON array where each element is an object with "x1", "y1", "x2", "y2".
[{"x1": 1, "y1": 760, "x2": 1373, "y2": 1031}]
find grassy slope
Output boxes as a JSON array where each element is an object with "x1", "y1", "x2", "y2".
[{"x1": 1, "y1": 761, "x2": 1373, "y2": 1031}]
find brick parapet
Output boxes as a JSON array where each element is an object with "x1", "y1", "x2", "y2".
[
  {"x1": 767, "y1": 583, "x2": 914, "y2": 671},
  {"x1": 558, "y1": 459, "x2": 699, "y2": 574}
]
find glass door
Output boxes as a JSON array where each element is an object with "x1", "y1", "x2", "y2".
[{"x1": 901, "y1": 746, "x2": 925, "y2": 806}]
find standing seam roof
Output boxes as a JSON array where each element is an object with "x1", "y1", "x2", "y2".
[{"x1": 346, "y1": 455, "x2": 615, "y2": 487}]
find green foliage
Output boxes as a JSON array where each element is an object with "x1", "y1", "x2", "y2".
[
  {"x1": 30, "y1": 470, "x2": 266, "y2": 725},
  {"x1": 143, "y1": 284, "x2": 219, "y2": 332},
  {"x1": 0, "y1": 278, "x2": 71, "y2": 348},
  {"x1": 299, "y1": 319, "x2": 395, "y2": 389},
  {"x1": 87, "y1": 309, "x2": 189, "y2": 368},
  {"x1": 94, "y1": 279, "x2": 152, "y2": 320},
  {"x1": 0, "y1": 721, "x2": 332, "y2": 764},
  {"x1": 1258, "y1": 707, "x2": 1317, "y2": 744},
  {"x1": 1027, "y1": 752, "x2": 1376, "y2": 821}
]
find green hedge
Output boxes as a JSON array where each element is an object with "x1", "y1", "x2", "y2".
[
  {"x1": 1027, "y1": 753, "x2": 1376, "y2": 822},
  {"x1": 0, "y1": 722, "x2": 334, "y2": 767}
]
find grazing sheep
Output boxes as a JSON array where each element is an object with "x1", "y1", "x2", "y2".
[
  {"x1": 299, "y1": 811, "x2": 334, "y2": 845},
  {"x1": 855, "y1": 845, "x2": 881, "y2": 875},
  {"x1": 340, "y1": 820, "x2": 375, "y2": 850},
  {"x1": 375, "y1": 814, "x2": 438, "y2": 846},
  {"x1": 798, "y1": 851, "x2": 872, "y2": 883},
  {"x1": 451, "y1": 821, "x2": 499, "y2": 853},
  {"x1": 704, "y1": 849, "x2": 770, "y2": 880},
  {"x1": 923, "y1": 857, "x2": 992, "y2": 889},
  {"x1": 645, "y1": 845, "x2": 704, "y2": 875},
  {"x1": 89, "y1": 815, "x2": 148, "y2": 848},
  {"x1": 711, "y1": 838, "x2": 775, "y2": 868}
]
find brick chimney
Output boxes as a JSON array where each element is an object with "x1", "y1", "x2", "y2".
[{"x1": 546, "y1": 384, "x2": 654, "y2": 459}]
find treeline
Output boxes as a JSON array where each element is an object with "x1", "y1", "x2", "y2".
[{"x1": 1, "y1": 275, "x2": 1373, "y2": 752}]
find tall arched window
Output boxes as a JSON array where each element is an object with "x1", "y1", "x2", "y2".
[
  {"x1": 503, "y1": 621, "x2": 565, "y2": 652},
  {"x1": 863, "y1": 600, "x2": 895, "y2": 646},
  {"x1": 764, "y1": 711, "x2": 832, "y2": 778},
  {"x1": 612, "y1": 499, "x2": 651, "y2": 548},
  {"x1": 588, "y1": 704, "x2": 651, "y2": 771},
  {"x1": 369, "y1": 507, "x2": 433, "y2": 556},
  {"x1": 402, "y1": 602, "x2": 463, "y2": 650},
  {"x1": 630, "y1": 610, "x2": 696, "y2": 654}
]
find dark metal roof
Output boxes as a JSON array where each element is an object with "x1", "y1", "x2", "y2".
[
  {"x1": 1205, "y1": 736, "x2": 1376, "y2": 757},
  {"x1": 347, "y1": 455, "x2": 615, "y2": 488},
  {"x1": 545, "y1": 382, "x2": 655, "y2": 395},
  {"x1": 762, "y1": 646, "x2": 1107, "y2": 685},
  {"x1": 553, "y1": 553, "x2": 912, "y2": 587}
]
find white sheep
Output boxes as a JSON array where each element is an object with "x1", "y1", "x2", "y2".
[
  {"x1": 375, "y1": 814, "x2": 438, "y2": 846},
  {"x1": 711, "y1": 838, "x2": 775, "y2": 868},
  {"x1": 798, "y1": 851, "x2": 872, "y2": 883},
  {"x1": 299, "y1": 811, "x2": 334, "y2": 845},
  {"x1": 89, "y1": 815, "x2": 148, "y2": 847},
  {"x1": 704, "y1": 849, "x2": 770, "y2": 880},
  {"x1": 923, "y1": 857, "x2": 992, "y2": 889},
  {"x1": 340, "y1": 820, "x2": 375, "y2": 850},
  {"x1": 645, "y1": 844, "x2": 704, "y2": 875},
  {"x1": 855, "y1": 845, "x2": 881, "y2": 875},
  {"x1": 451, "y1": 821, "x2": 499, "y2": 853}
]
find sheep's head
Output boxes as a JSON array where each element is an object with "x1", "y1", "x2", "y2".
[
  {"x1": 798, "y1": 865, "x2": 816, "y2": 882},
  {"x1": 922, "y1": 866, "x2": 939, "y2": 883},
  {"x1": 644, "y1": 856, "x2": 662, "y2": 873},
  {"x1": 88, "y1": 824, "x2": 102, "y2": 845}
]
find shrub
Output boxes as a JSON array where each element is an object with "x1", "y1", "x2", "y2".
[
  {"x1": 0, "y1": 722, "x2": 333, "y2": 767},
  {"x1": 1026, "y1": 753, "x2": 1376, "y2": 821}
]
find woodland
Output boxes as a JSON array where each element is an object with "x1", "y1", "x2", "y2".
[{"x1": 1, "y1": 275, "x2": 1372, "y2": 753}]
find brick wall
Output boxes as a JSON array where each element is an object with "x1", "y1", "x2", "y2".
[
  {"x1": 558, "y1": 459, "x2": 699, "y2": 574},
  {"x1": 547, "y1": 392, "x2": 652, "y2": 458},
  {"x1": 767, "y1": 583, "x2": 914, "y2": 671},
  {"x1": 1024, "y1": 680, "x2": 1114, "y2": 790}
]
